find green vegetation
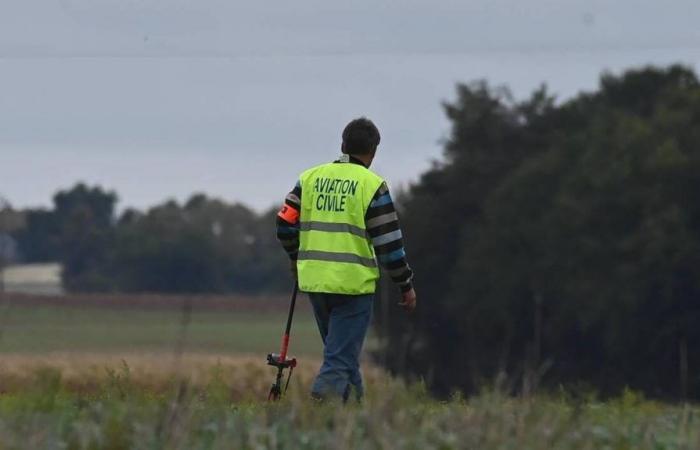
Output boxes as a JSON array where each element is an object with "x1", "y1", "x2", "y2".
[
  {"x1": 8, "y1": 186, "x2": 289, "y2": 294},
  {"x1": 0, "y1": 305, "x2": 321, "y2": 356},
  {"x1": 0, "y1": 364, "x2": 696, "y2": 449},
  {"x1": 380, "y1": 65, "x2": 700, "y2": 399}
]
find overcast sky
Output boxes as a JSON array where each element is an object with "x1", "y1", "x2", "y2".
[{"x1": 2, "y1": 0, "x2": 699, "y2": 212}]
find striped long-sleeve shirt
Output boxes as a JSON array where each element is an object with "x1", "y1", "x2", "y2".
[{"x1": 276, "y1": 157, "x2": 414, "y2": 293}]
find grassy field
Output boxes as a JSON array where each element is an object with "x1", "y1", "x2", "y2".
[
  {"x1": 0, "y1": 293, "x2": 322, "y2": 356},
  {"x1": 0, "y1": 360, "x2": 696, "y2": 449},
  {"x1": 0, "y1": 305, "x2": 322, "y2": 356},
  {"x1": 0, "y1": 293, "x2": 698, "y2": 449}
]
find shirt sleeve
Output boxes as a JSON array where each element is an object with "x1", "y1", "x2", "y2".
[
  {"x1": 276, "y1": 180, "x2": 302, "y2": 260},
  {"x1": 365, "y1": 182, "x2": 414, "y2": 293}
]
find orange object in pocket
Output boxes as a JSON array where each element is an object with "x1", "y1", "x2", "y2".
[{"x1": 277, "y1": 204, "x2": 300, "y2": 223}]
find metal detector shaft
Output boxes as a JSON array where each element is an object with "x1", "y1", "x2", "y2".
[
  {"x1": 278, "y1": 282, "x2": 298, "y2": 363},
  {"x1": 267, "y1": 282, "x2": 299, "y2": 401}
]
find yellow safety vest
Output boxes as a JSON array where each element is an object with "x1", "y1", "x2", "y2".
[{"x1": 297, "y1": 161, "x2": 384, "y2": 294}]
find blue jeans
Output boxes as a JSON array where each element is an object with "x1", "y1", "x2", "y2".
[{"x1": 308, "y1": 292, "x2": 373, "y2": 402}]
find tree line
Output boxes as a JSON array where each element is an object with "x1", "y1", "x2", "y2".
[
  {"x1": 375, "y1": 65, "x2": 700, "y2": 400},
  {"x1": 3, "y1": 187, "x2": 289, "y2": 294}
]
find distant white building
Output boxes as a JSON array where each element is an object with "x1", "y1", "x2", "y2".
[{"x1": 0, "y1": 262, "x2": 63, "y2": 295}]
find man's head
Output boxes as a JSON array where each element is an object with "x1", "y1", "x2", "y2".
[{"x1": 341, "y1": 118, "x2": 380, "y2": 166}]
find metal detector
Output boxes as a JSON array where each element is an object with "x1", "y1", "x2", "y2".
[{"x1": 267, "y1": 282, "x2": 298, "y2": 401}]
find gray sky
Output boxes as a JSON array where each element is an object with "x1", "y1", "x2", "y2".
[{"x1": 2, "y1": 0, "x2": 699, "y2": 212}]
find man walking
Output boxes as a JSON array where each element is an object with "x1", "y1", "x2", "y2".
[{"x1": 276, "y1": 117, "x2": 416, "y2": 402}]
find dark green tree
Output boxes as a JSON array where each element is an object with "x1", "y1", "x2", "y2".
[
  {"x1": 54, "y1": 183, "x2": 118, "y2": 291},
  {"x1": 376, "y1": 65, "x2": 700, "y2": 400},
  {"x1": 13, "y1": 209, "x2": 62, "y2": 262},
  {"x1": 111, "y1": 195, "x2": 288, "y2": 293}
]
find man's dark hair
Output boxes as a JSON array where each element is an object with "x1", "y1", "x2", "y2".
[{"x1": 342, "y1": 117, "x2": 380, "y2": 155}]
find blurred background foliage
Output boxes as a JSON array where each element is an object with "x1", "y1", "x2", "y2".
[
  {"x1": 6, "y1": 186, "x2": 288, "y2": 294},
  {"x1": 377, "y1": 65, "x2": 700, "y2": 401}
]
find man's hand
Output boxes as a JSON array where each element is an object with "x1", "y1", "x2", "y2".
[
  {"x1": 398, "y1": 288, "x2": 417, "y2": 312},
  {"x1": 290, "y1": 259, "x2": 298, "y2": 280}
]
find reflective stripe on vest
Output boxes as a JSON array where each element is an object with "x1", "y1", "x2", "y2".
[
  {"x1": 297, "y1": 161, "x2": 385, "y2": 295},
  {"x1": 299, "y1": 221, "x2": 368, "y2": 239},
  {"x1": 297, "y1": 250, "x2": 378, "y2": 268}
]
